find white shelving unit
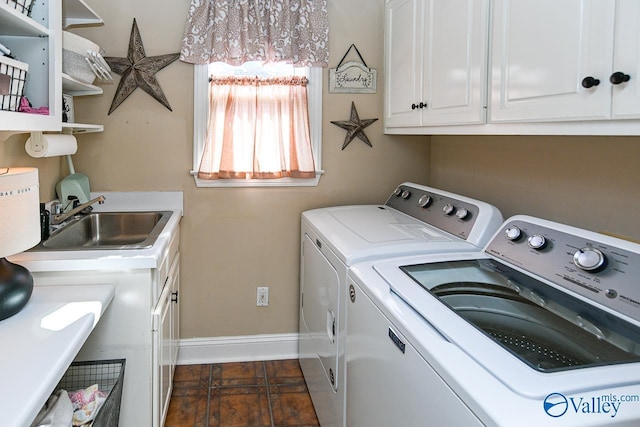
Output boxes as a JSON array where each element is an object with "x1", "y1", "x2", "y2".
[
  {"x1": 0, "y1": 0, "x2": 104, "y2": 136},
  {"x1": 61, "y1": 0, "x2": 104, "y2": 134}
]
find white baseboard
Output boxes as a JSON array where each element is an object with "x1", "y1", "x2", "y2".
[{"x1": 177, "y1": 333, "x2": 300, "y2": 365}]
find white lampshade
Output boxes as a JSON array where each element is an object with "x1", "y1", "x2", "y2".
[{"x1": 0, "y1": 168, "x2": 40, "y2": 258}]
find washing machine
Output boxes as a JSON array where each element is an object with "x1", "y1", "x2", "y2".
[
  {"x1": 347, "y1": 215, "x2": 640, "y2": 426},
  {"x1": 298, "y1": 182, "x2": 503, "y2": 427}
]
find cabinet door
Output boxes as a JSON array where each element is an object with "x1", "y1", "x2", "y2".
[
  {"x1": 611, "y1": 0, "x2": 640, "y2": 119},
  {"x1": 384, "y1": 0, "x2": 423, "y2": 127},
  {"x1": 153, "y1": 276, "x2": 173, "y2": 427},
  {"x1": 490, "y1": 0, "x2": 614, "y2": 123},
  {"x1": 169, "y1": 253, "x2": 180, "y2": 378},
  {"x1": 422, "y1": 0, "x2": 488, "y2": 125}
]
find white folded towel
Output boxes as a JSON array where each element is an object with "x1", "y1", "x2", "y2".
[{"x1": 30, "y1": 390, "x2": 73, "y2": 427}]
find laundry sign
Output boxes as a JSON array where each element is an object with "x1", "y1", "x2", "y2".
[{"x1": 329, "y1": 44, "x2": 377, "y2": 94}]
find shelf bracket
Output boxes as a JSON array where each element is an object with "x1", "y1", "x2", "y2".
[{"x1": 27, "y1": 131, "x2": 45, "y2": 155}]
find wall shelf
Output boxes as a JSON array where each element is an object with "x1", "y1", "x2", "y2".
[
  {"x1": 62, "y1": 0, "x2": 103, "y2": 29},
  {"x1": 0, "y1": 5, "x2": 49, "y2": 36},
  {"x1": 62, "y1": 73, "x2": 103, "y2": 96},
  {"x1": 62, "y1": 122, "x2": 104, "y2": 134}
]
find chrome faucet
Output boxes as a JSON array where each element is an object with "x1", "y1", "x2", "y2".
[{"x1": 51, "y1": 195, "x2": 106, "y2": 225}]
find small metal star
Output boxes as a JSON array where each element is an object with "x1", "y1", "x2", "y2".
[
  {"x1": 103, "y1": 18, "x2": 179, "y2": 115},
  {"x1": 331, "y1": 102, "x2": 378, "y2": 150}
]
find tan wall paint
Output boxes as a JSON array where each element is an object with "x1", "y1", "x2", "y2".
[
  {"x1": 66, "y1": 0, "x2": 430, "y2": 338},
  {"x1": 429, "y1": 135, "x2": 640, "y2": 242}
]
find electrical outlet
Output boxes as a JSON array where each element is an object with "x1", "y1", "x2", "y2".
[{"x1": 257, "y1": 287, "x2": 269, "y2": 307}]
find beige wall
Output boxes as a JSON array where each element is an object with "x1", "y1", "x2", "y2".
[
  {"x1": 429, "y1": 135, "x2": 640, "y2": 242},
  {"x1": 67, "y1": 0, "x2": 430, "y2": 338}
]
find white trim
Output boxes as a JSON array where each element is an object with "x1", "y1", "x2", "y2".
[
  {"x1": 191, "y1": 65, "x2": 323, "y2": 188},
  {"x1": 176, "y1": 333, "x2": 299, "y2": 365},
  {"x1": 192, "y1": 171, "x2": 324, "y2": 188}
]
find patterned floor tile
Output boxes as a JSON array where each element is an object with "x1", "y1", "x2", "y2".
[{"x1": 165, "y1": 360, "x2": 319, "y2": 427}]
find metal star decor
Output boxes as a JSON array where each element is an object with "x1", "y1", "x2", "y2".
[
  {"x1": 103, "y1": 18, "x2": 179, "y2": 115},
  {"x1": 331, "y1": 101, "x2": 378, "y2": 150}
]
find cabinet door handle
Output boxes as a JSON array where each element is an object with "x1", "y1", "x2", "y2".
[
  {"x1": 581, "y1": 76, "x2": 600, "y2": 89},
  {"x1": 171, "y1": 291, "x2": 179, "y2": 303},
  {"x1": 411, "y1": 103, "x2": 418, "y2": 110},
  {"x1": 610, "y1": 71, "x2": 631, "y2": 85}
]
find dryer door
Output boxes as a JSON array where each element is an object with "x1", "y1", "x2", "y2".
[{"x1": 300, "y1": 233, "x2": 341, "y2": 392}]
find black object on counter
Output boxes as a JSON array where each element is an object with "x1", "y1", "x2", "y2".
[{"x1": 40, "y1": 202, "x2": 50, "y2": 241}]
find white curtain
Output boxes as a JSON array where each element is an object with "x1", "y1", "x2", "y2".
[
  {"x1": 180, "y1": 0, "x2": 329, "y2": 67},
  {"x1": 198, "y1": 76, "x2": 316, "y2": 179}
]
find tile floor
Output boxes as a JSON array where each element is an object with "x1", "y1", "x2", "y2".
[{"x1": 165, "y1": 359, "x2": 320, "y2": 427}]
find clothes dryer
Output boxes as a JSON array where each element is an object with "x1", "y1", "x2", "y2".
[{"x1": 298, "y1": 182, "x2": 503, "y2": 426}]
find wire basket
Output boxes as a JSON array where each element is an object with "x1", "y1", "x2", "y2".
[
  {"x1": 0, "y1": 56, "x2": 28, "y2": 112},
  {"x1": 4, "y1": 0, "x2": 34, "y2": 16},
  {"x1": 54, "y1": 359, "x2": 126, "y2": 427}
]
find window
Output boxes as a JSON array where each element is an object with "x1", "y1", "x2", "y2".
[{"x1": 192, "y1": 62, "x2": 323, "y2": 187}]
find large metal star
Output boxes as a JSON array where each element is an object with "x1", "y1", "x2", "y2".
[
  {"x1": 103, "y1": 18, "x2": 179, "y2": 115},
  {"x1": 331, "y1": 102, "x2": 378, "y2": 150}
]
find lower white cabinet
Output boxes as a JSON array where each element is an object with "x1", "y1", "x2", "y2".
[
  {"x1": 153, "y1": 252, "x2": 180, "y2": 427},
  {"x1": 31, "y1": 228, "x2": 180, "y2": 427}
]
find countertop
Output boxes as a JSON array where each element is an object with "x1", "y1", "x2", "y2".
[
  {"x1": 0, "y1": 283, "x2": 114, "y2": 427},
  {"x1": 9, "y1": 191, "x2": 183, "y2": 272}
]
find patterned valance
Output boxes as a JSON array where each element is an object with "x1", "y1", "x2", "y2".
[{"x1": 180, "y1": 0, "x2": 329, "y2": 67}]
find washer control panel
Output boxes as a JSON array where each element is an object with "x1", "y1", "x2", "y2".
[
  {"x1": 386, "y1": 184, "x2": 483, "y2": 241},
  {"x1": 486, "y1": 216, "x2": 640, "y2": 323}
]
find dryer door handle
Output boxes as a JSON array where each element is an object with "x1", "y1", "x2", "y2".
[{"x1": 327, "y1": 309, "x2": 336, "y2": 344}]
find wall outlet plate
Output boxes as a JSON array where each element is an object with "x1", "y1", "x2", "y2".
[{"x1": 257, "y1": 287, "x2": 269, "y2": 307}]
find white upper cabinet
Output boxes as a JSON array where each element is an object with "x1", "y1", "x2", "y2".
[
  {"x1": 384, "y1": 0, "x2": 489, "y2": 130},
  {"x1": 611, "y1": 0, "x2": 640, "y2": 119},
  {"x1": 490, "y1": 0, "x2": 640, "y2": 123},
  {"x1": 384, "y1": 0, "x2": 640, "y2": 134},
  {"x1": 384, "y1": 0, "x2": 421, "y2": 128}
]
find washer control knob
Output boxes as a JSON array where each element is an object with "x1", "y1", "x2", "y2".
[
  {"x1": 401, "y1": 190, "x2": 411, "y2": 199},
  {"x1": 527, "y1": 234, "x2": 547, "y2": 250},
  {"x1": 443, "y1": 204, "x2": 455, "y2": 215},
  {"x1": 418, "y1": 194, "x2": 432, "y2": 208},
  {"x1": 505, "y1": 226, "x2": 522, "y2": 241},
  {"x1": 393, "y1": 187, "x2": 403, "y2": 197},
  {"x1": 573, "y1": 247, "x2": 607, "y2": 272},
  {"x1": 455, "y1": 207, "x2": 469, "y2": 220}
]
